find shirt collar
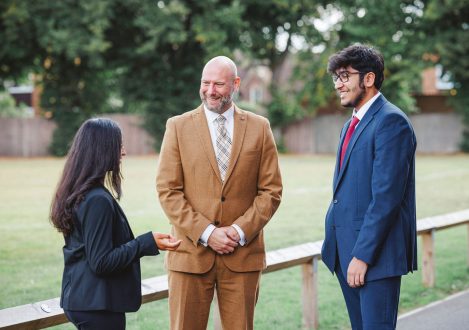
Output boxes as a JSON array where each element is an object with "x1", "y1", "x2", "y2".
[
  {"x1": 353, "y1": 92, "x2": 381, "y2": 121},
  {"x1": 204, "y1": 105, "x2": 235, "y2": 122}
]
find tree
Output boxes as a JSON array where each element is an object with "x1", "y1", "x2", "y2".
[
  {"x1": 290, "y1": 0, "x2": 430, "y2": 117},
  {"x1": 108, "y1": 0, "x2": 247, "y2": 149},
  {"x1": 292, "y1": 0, "x2": 468, "y2": 152},
  {"x1": 0, "y1": 91, "x2": 30, "y2": 117},
  {"x1": 0, "y1": 0, "x2": 369, "y2": 151},
  {"x1": 2, "y1": 0, "x2": 466, "y2": 153},
  {"x1": 420, "y1": 0, "x2": 469, "y2": 151},
  {"x1": 316, "y1": 1, "x2": 427, "y2": 113},
  {"x1": 239, "y1": 0, "x2": 327, "y2": 126},
  {"x1": 245, "y1": 0, "x2": 428, "y2": 128},
  {"x1": 1, "y1": 0, "x2": 115, "y2": 155},
  {"x1": 114, "y1": 0, "x2": 328, "y2": 147}
]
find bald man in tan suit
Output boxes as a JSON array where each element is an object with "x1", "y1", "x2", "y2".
[{"x1": 156, "y1": 56, "x2": 282, "y2": 330}]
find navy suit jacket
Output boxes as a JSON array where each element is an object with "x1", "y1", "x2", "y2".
[
  {"x1": 60, "y1": 187, "x2": 159, "y2": 312},
  {"x1": 322, "y1": 95, "x2": 417, "y2": 281}
]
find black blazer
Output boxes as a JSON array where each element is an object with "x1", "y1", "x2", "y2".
[{"x1": 60, "y1": 186, "x2": 159, "y2": 312}]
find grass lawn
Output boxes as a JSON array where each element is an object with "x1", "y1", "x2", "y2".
[{"x1": 1, "y1": 154, "x2": 468, "y2": 329}]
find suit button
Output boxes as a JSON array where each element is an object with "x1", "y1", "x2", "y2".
[
  {"x1": 221, "y1": 196, "x2": 226, "y2": 202},
  {"x1": 333, "y1": 199, "x2": 338, "y2": 204},
  {"x1": 214, "y1": 220, "x2": 220, "y2": 226}
]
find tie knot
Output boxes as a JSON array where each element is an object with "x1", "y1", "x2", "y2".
[
  {"x1": 350, "y1": 116, "x2": 359, "y2": 127},
  {"x1": 216, "y1": 115, "x2": 226, "y2": 126}
]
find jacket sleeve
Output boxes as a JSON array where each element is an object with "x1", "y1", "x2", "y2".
[
  {"x1": 232, "y1": 119, "x2": 283, "y2": 243},
  {"x1": 156, "y1": 118, "x2": 213, "y2": 247},
  {"x1": 81, "y1": 195, "x2": 159, "y2": 275},
  {"x1": 351, "y1": 113, "x2": 416, "y2": 265}
]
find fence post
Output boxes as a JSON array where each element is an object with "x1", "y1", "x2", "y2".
[
  {"x1": 302, "y1": 256, "x2": 319, "y2": 330},
  {"x1": 467, "y1": 224, "x2": 469, "y2": 269},
  {"x1": 213, "y1": 290, "x2": 222, "y2": 330},
  {"x1": 421, "y1": 230, "x2": 435, "y2": 287}
]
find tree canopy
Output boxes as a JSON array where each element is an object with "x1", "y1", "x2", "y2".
[
  {"x1": 1, "y1": 0, "x2": 467, "y2": 153},
  {"x1": 419, "y1": 0, "x2": 469, "y2": 150}
]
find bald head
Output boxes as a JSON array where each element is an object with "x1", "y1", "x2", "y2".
[
  {"x1": 202, "y1": 56, "x2": 238, "y2": 80},
  {"x1": 199, "y1": 56, "x2": 241, "y2": 114}
]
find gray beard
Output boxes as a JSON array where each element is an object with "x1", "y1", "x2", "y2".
[
  {"x1": 203, "y1": 96, "x2": 232, "y2": 114},
  {"x1": 201, "y1": 91, "x2": 236, "y2": 114}
]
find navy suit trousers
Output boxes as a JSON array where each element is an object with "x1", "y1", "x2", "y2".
[{"x1": 335, "y1": 262, "x2": 401, "y2": 330}]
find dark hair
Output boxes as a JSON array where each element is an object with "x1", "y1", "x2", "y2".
[
  {"x1": 50, "y1": 118, "x2": 123, "y2": 236},
  {"x1": 327, "y1": 43, "x2": 385, "y2": 89}
]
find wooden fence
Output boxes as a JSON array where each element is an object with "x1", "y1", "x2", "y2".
[
  {"x1": 0, "y1": 115, "x2": 155, "y2": 157},
  {"x1": 1, "y1": 113, "x2": 464, "y2": 157},
  {"x1": 1, "y1": 209, "x2": 468, "y2": 329}
]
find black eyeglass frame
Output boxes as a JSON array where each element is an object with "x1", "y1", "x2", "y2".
[{"x1": 332, "y1": 71, "x2": 367, "y2": 83}]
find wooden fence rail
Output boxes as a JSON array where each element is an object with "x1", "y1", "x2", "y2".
[{"x1": 1, "y1": 209, "x2": 468, "y2": 330}]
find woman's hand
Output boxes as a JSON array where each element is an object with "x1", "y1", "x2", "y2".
[{"x1": 152, "y1": 232, "x2": 182, "y2": 251}]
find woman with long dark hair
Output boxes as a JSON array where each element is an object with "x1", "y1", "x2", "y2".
[{"x1": 51, "y1": 118, "x2": 180, "y2": 329}]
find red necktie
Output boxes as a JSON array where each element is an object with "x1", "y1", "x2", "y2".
[{"x1": 340, "y1": 116, "x2": 360, "y2": 168}]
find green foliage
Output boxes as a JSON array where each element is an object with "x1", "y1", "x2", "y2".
[
  {"x1": 262, "y1": 1, "x2": 427, "y2": 124},
  {"x1": 239, "y1": 1, "x2": 327, "y2": 125},
  {"x1": 420, "y1": 0, "x2": 469, "y2": 151},
  {"x1": 286, "y1": 49, "x2": 338, "y2": 122},
  {"x1": 0, "y1": 91, "x2": 30, "y2": 118},
  {"x1": 323, "y1": 1, "x2": 426, "y2": 113},
  {"x1": 239, "y1": 0, "x2": 325, "y2": 63},
  {"x1": 1, "y1": 0, "x2": 467, "y2": 152},
  {"x1": 267, "y1": 86, "x2": 299, "y2": 127},
  {"x1": 114, "y1": 1, "x2": 245, "y2": 149},
  {"x1": 0, "y1": 91, "x2": 16, "y2": 117},
  {"x1": 261, "y1": 0, "x2": 468, "y2": 141},
  {"x1": 1, "y1": 0, "x2": 115, "y2": 155},
  {"x1": 0, "y1": 1, "x2": 40, "y2": 81},
  {"x1": 41, "y1": 57, "x2": 112, "y2": 155}
]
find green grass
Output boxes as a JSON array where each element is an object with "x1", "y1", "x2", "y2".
[{"x1": 1, "y1": 154, "x2": 469, "y2": 329}]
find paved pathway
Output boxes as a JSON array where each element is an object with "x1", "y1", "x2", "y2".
[{"x1": 397, "y1": 289, "x2": 469, "y2": 330}]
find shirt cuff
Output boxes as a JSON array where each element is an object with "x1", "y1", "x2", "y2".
[
  {"x1": 199, "y1": 224, "x2": 216, "y2": 247},
  {"x1": 231, "y1": 224, "x2": 246, "y2": 246}
]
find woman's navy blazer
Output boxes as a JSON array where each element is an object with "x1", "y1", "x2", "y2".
[{"x1": 60, "y1": 186, "x2": 159, "y2": 312}]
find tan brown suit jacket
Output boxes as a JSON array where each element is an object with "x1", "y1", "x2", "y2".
[{"x1": 156, "y1": 105, "x2": 282, "y2": 274}]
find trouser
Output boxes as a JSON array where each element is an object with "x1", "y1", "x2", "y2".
[
  {"x1": 168, "y1": 255, "x2": 262, "y2": 330},
  {"x1": 64, "y1": 310, "x2": 125, "y2": 330},
  {"x1": 335, "y1": 262, "x2": 401, "y2": 330}
]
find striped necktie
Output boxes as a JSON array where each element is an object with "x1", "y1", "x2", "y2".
[{"x1": 215, "y1": 115, "x2": 232, "y2": 181}]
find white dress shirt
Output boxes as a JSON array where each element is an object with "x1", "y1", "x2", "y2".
[
  {"x1": 353, "y1": 92, "x2": 381, "y2": 125},
  {"x1": 199, "y1": 105, "x2": 246, "y2": 247}
]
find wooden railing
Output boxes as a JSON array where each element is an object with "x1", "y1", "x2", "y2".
[
  {"x1": 416, "y1": 209, "x2": 469, "y2": 287},
  {"x1": 1, "y1": 209, "x2": 468, "y2": 330}
]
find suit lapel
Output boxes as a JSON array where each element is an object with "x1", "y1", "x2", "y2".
[
  {"x1": 102, "y1": 187, "x2": 134, "y2": 238},
  {"x1": 333, "y1": 95, "x2": 387, "y2": 194},
  {"x1": 192, "y1": 106, "x2": 222, "y2": 182},
  {"x1": 223, "y1": 105, "x2": 247, "y2": 184},
  {"x1": 114, "y1": 200, "x2": 134, "y2": 235}
]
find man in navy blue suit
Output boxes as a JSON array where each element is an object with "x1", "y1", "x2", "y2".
[{"x1": 321, "y1": 44, "x2": 417, "y2": 330}]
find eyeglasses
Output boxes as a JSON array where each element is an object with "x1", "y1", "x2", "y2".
[{"x1": 332, "y1": 71, "x2": 365, "y2": 83}]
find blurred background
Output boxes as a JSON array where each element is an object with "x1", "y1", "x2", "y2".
[{"x1": 0, "y1": 0, "x2": 467, "y2": 156}]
